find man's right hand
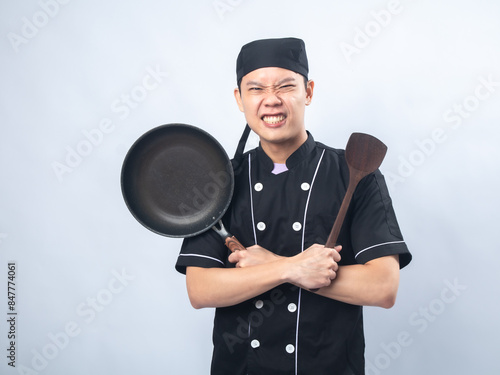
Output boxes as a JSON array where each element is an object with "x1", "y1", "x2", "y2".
[
  {"x1": 186, "y1": 244, "x2": 341, "y2": 309},
  {"x1": 284, "y1": 244, "x2": 342, "y2": 290}
]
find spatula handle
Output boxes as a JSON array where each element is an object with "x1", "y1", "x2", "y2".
[
  {"x1": 309, "y1": 177, "x2": 357, "y2": 293},
  {"x1": 325, "y1": 183, "x2": 356, "y2": 248}
]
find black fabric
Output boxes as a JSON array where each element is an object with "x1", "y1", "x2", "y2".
[
  {"x1": 236, "y1": 37, "x2": 309, "y2": 84},
  {"x1": 231, "y1": 123, "x2": 251, "y2": 172},
  {"x1": 175, "y1": 133, "x2": 412, "y2": 374}
]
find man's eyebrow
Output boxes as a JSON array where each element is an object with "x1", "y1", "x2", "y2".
[
  {"x1": 245, "y1": 77, "x2": 297, "y2": 87},
  {"x1": 245, "y1": 80, "x2": 264, "y2": 87},
  {"x1": 276, "y1": 77, "x2": 297, "y2": 86}
]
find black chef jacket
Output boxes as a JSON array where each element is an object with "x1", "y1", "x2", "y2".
[{"x1": 175, "y1": 132, "x2": 412, "y2": 375}]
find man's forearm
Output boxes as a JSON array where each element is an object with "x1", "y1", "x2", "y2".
[
  {"x1": 314, "y1": 255, "x2": 400, "y2": 308},
  {"x1": 186, "y1": 261, "x2": 288, "y2": 309},
  {"x1": 186, "y1": 245, "x2": 339, "y2": 309}
]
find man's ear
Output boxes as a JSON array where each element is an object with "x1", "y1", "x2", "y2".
[
  {"x1": 305, "y1": 80, "x2": 314, "y2": 106},
  {"x1": 234, "y1": 87, "x2": 244, "y2": 112}
]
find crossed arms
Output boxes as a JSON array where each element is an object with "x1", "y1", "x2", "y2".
[{"x1": 186, "y1": 244, "x2": 400, "y2": 310}]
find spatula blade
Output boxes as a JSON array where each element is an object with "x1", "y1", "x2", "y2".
[{"x1": 345, "y1": 133, "x2": 387, "y2": 174}]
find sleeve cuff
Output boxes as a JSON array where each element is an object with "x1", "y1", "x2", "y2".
[
  {"x1": 175, "y1": 253, "x2": 225, "y2": 274},
  {"x1": 355, "y1": 241, "x2": 412, "y2": 269}
]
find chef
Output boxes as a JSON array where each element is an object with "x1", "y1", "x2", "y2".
[{"x1": 175, "y1": 37, "x2": 412, "y2": 375}]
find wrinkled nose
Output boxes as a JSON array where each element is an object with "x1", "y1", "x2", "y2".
[{"x1": 263, "y1": 91, "x2": 282, "y2": 106}]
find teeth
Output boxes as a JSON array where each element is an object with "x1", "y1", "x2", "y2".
[{"x1": 263, "y1": 115, "x2": 285, "y2": 124}]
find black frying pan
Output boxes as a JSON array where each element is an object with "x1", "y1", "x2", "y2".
[{"x1": 121, "y1": 123, "x2": 245, "y2": 251}]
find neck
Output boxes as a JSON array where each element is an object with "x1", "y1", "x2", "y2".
[{"x1": 260, "y1": 131, "x2": 308, "y2": 164}]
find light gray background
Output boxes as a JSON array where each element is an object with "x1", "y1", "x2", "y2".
[{"x1": 1, "y1": 0, "x2": 499, "y2": 374}]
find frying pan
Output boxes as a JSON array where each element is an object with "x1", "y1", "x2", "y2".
[{"x1": 121, "y1": 123, "x2": 245, "y2": 251}]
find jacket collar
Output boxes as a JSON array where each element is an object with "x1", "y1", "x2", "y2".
[{"x1": 256, "y1": 132, "x2": 316, "y2": 173}]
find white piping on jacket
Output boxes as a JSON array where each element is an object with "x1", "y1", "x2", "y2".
[
  {"x1": 355, "y1": 240, "x2": 405, "y2": 258},
  {"x1": 178, "y1": 253, "x2": 224, "y2": 265},
  {"x1": 246, "y1": 149, "x2": 326, "y2": 375},
  {"x1": 248, "y1": 154, "x2": 258, "y2": 245},
  {"x1": 295, "y1": 149, "x2": 325, "y2": 374}
]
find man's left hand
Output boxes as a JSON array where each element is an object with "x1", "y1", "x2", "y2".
[{"x1": 228, "y1": 245, "x2": 282, "y2": 268}]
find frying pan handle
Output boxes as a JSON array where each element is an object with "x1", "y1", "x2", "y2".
[
  {"x1": 212, "y1": 220, "x2": 245, "y2": 252},
  {"x1": 224, "y1": 236, "x2": 246, "y2": 252}
]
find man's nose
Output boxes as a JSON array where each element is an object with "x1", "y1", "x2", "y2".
[{"x1": 263, "y1": 90, "x2": 282, "y2": 106}]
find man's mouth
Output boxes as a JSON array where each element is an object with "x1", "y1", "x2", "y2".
[{"x1": 262, "y1": 115, "x2": 286, "y2": 125}]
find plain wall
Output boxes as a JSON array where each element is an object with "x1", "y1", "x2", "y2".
[{"x1": 1, "y1": 0, "x2": 499, "y2": 374}]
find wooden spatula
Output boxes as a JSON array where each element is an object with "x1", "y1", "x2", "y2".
[
  {"x1": 309, "y1": 133, "x2": 387, "y2": 292},
  {"x1": 325, "y1": 132, "x2": 388, "y2": 248}
]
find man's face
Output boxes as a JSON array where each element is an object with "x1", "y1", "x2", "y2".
[{"x1": 234, "y1": 67, "x2": 314, "y2": 154}]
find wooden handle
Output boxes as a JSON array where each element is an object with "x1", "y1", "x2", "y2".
[
  {"x1": 212, "y1": 220, "x2": 245, "y2": 252},
  {"x1": 325, "y1": 176, "x2": 357, "y2": 248},
  {"x1": 224, "y1": 236, "x2": 245, "y2": 252},
  {"x1": 309, "y1": 181, "x2": 357, "y2": 293},
  {"x1": 309, "y1": 182, "x2": 356, "y2": 293},
  {"x1": 310, "y1": 133, "x2": 388, "y2": 293}
]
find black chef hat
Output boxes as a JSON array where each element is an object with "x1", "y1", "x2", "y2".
[{"x1": 236, "y1": 37, "x2": 309, "y2": 84}]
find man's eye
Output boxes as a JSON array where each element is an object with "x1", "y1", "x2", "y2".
[
  {"x1": 280, "y1": 85, "x2": 295, "y2": 89},
  {"x1": 249, "y1": 87, "x2": 262, "y2": 91}
]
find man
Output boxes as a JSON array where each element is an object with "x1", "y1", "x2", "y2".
[{"x1": 175, "y1": 37, "x2": 412, "y2": 375}]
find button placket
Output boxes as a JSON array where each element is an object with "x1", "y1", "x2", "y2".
[
  {"x1": 242, "y1": 151, "x2": 325, "y2": 366},
  {"x1": 252, "y1": 180, "x2": 267, "y2": 234}
]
